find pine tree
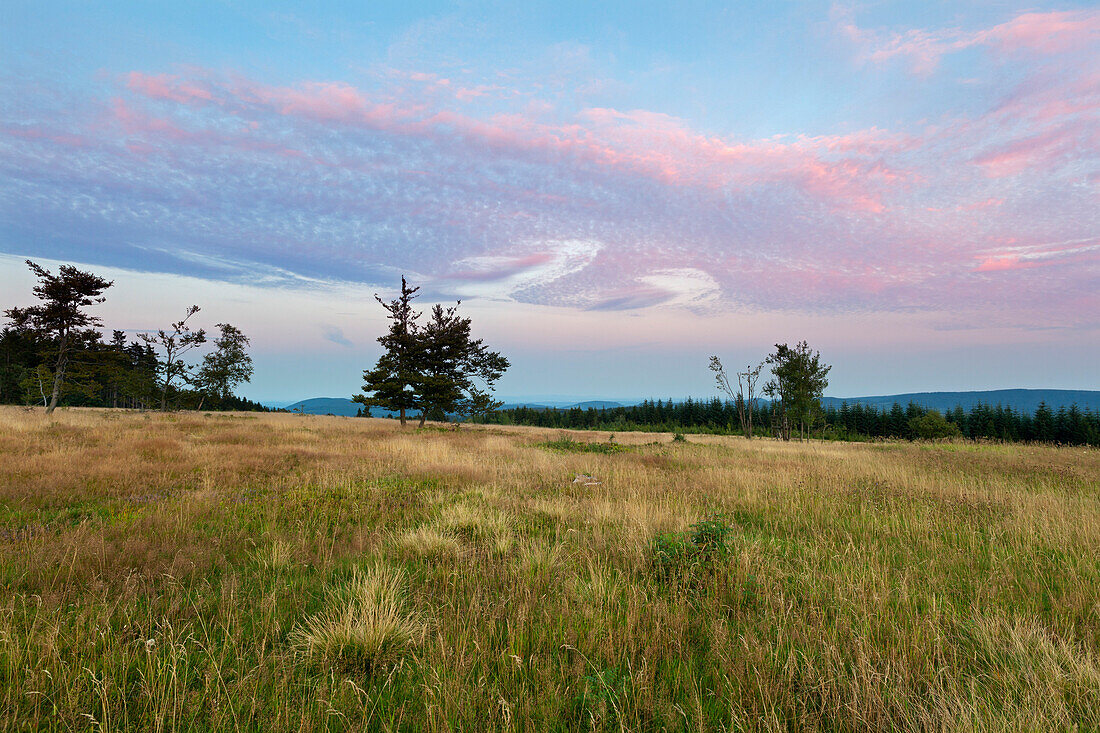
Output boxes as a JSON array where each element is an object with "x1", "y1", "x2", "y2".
[
  {"x1": 353, "y1": 277, "x2": 423, "y2": 426},
  {"x1": 4, "y1": 260, "x2": 113, "y2": 414},
  {"x1": 416, "y1": 303, "x2": 509, "y2": 426}
]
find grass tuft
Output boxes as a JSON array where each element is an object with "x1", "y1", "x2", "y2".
[
  {"x1": 289, "y1": 566, "x2": 421, "y2": 670},
  {"x1": 392, "y1": 525, "x2": 461, "y2": 559}
]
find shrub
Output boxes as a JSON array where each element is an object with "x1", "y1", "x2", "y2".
[
  {"x1": 672, "y1": 433, "x2": 686, "y2": 443},
  {"x1": 651, "y1": 514, "x2": 735, "y2": 580},
  {"x1": 539, "y1": 437, "x2": 625, "y2": 454}
]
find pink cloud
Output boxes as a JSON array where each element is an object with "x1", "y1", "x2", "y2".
[
  {"x1": 127, "y1": 72, "x2": 215, "y2": 105},
  {"x1": 4, "y1": 57, "x2": 1097, "y2": 329},
  {"x1": 845, "y1": 8, "x2": 1100, "y2": 75},
  {"x1": 121, "y1": 71, "x2": 904, "y2": 212},
  {"x1": 971, "y1": 122, "x2": 1095, "y2": 177},
  {"x1": 963, "y1": 198, "x2": 1004, "y2": 211},
  {"x1": 975, "y1": 10, "x2": 1100, "y2": 55},
  {"x1": 975, "y1": 254, "x2": 1028, "y2": 272}
]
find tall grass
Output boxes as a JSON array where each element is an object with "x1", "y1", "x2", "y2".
[{"x1": 0, "y1": 406, "x2": 1097, "y2": 730}]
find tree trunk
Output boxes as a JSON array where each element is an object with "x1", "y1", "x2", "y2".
[
  {"x1": 399, "y1": 407, "x2": 406, "y2": 427},
  {"x1": 45, "y1": 335, "x2": 68, "y2": 415},
  {"x1": 418, "y1": 412, "x2": 426, "y2": 428}
]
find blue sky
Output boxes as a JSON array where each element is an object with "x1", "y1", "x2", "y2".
[{"x1": 1, "y1": 1, "x2": 1098, "y2": 401}]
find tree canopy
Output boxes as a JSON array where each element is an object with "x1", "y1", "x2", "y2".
[
  {"x1": 3, "y1": 260, "x2": 113, "y2": 414},
  {"x1": 763, "y1": 341, "x2": 831, "y2": 440},
  {"x1": 354, "y1": 278, "x2": 509, "y2": 426}
]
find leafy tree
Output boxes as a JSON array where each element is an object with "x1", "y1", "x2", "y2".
[
  {"x1": 3, "y1": 260, "x2": 113, "y2": 414},
  {"x1": 763, "y1": 341, "x2": 831, "y2": 441},
  {"x1": 139, "y1": 305, "x2": 207, "y2": 411},
  {"x1": 353, "y1": 277, "x2": 422, "y2": 426},
  {"x1": 195, "y1": 323, "x2": 253, "y2": 405},
  {"x1": 909, "y1": 409, "x2": 960, "y2": 440}
]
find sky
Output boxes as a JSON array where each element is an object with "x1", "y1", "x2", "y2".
[{"x1": 1, "y1": 1, "x2": 1098, "y2": 402}]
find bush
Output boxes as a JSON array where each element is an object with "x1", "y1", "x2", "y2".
[
  {"x1": 651, "y1": 514, "x2": 735, "y2": 580},
  {"x1": 672, "y1": 433, "x2": 686, "y2": 443},
  {"x1": 539, "y1": 437, "x2": 626, "y2": 454}
]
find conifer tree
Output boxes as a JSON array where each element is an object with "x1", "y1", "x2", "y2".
[
  {"x1": 353, "y1": 277, "x2": 422, "y2": 426},
  {"x1": 415, "y1": 302, "x2": 508, "y2": 426},
  {"x1": 4, "y1": 260, "x2": 113, "y2": 414}
]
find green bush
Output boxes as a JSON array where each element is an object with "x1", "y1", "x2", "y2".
[
  {"x1": 651, "y1": 514, "x2": 735, "y2": 580},
  {"x1": 538, "y1": 437, "x2": 626, "y2": 454}
]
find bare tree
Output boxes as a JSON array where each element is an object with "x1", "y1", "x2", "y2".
[
  {"x1": 139, "y1": 306, "x2": 206, "y2": 411},
  {"x1": 709, "y1": 356, "x2": 764, "y2": 439},
  {"x1": 4, "y1": 260, "x2": 113, "y2": 414}
]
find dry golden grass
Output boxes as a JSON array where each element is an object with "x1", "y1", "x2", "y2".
[
  {"x1": 289, "y1": 565, "x2": 423, "y2": 669},
  {"x1": 0, "y1": 406, "x2": 1098, "y2": 730}
]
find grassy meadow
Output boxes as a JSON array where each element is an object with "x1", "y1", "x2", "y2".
[{"x1": 1, "y1": 407, "x2": 1098, "y2": 731}]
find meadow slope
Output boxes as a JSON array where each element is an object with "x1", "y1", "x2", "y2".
[{"x1": 1, "y1": 408, "x2": 1098, "y2": 730}]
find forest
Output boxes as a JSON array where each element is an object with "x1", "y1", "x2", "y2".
[
  {"x1": 474, "y1": 397, "x2": 1100, "y2": 446},
  {"x1": 1, "y1": 261, "x2": 265, "y2": 412}
]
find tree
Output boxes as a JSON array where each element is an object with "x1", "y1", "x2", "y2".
[
  {"x1": 353, "y1": 277, "x2": 422, "y2": 426},
  {"x1": 455, "y1": 386, "x2": 504, "y2": 425},
  {"x1": 763, "y1": 341, "x2": 831, "y2": 441},
  {"x1": 414, "y1": 302, "x2": 509, "y2": 427},
  {"x1": 354, "y1": 279, "x2": 509, "y2": 428},
  {"x1": 3, "y1": 260, "x2": 113, "y2": 414},
  {"x1": 139, "y1": 305, "x2": 207, "y2": 411},
  {"x1": 709, "y1": 355, "x2": 763, "y2": 439},
  {"x1": 909, "y1": 409, "x2": 960, "y2": 440},
  {"x1": 195, "y1": 323, "x2": 253, "y2": 405}
]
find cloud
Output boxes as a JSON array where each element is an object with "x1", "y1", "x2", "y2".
[
  {"x1": 322, "y1": 325, "x2": 353, "y2": 347},
  {"x1": 839, "y1": 7, "x2": 1100, "y2": 75},
  {"x1": 0, "y1": 49, "x2": 1097, "y2": 330}
]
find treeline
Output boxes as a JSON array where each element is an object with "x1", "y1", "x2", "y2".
[
  {"x1": 2, "y1": 260, "x2": 262, "y2": 412},
  {"x1": 474, "y1": 398, "x2": 1100, "y2": 446}
]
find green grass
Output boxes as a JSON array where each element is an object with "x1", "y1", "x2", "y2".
[
  {"x1": 538, "y1": 436, "x2": 629, "y2": 454},
  {"x1": 0, "y1": 408, "x2": 1098, "y2": 730}
]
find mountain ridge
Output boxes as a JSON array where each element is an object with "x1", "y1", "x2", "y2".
[{"x1": 279, "y1": 389, "x2": 1099, "y2": 417}]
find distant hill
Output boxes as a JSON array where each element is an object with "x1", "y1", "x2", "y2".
[
  {"x1": 284, "y1": 397, "x2": 627, "y2": 418},
  {"x1": 283, "y1": 389, "x2": 1098, "y2": 419},
  {"x1": 284, "y1": 397, "x2": 358, "y2": 416},
  {"x1": 283, "y1": 397, "x2": 396, "y2": 417},
  {"x1": 820, "y1": 389, "x2": 1099, "y2": 413},
  {"x1": 500, "y1": 400, "x2": 625, "y2": 411}
]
